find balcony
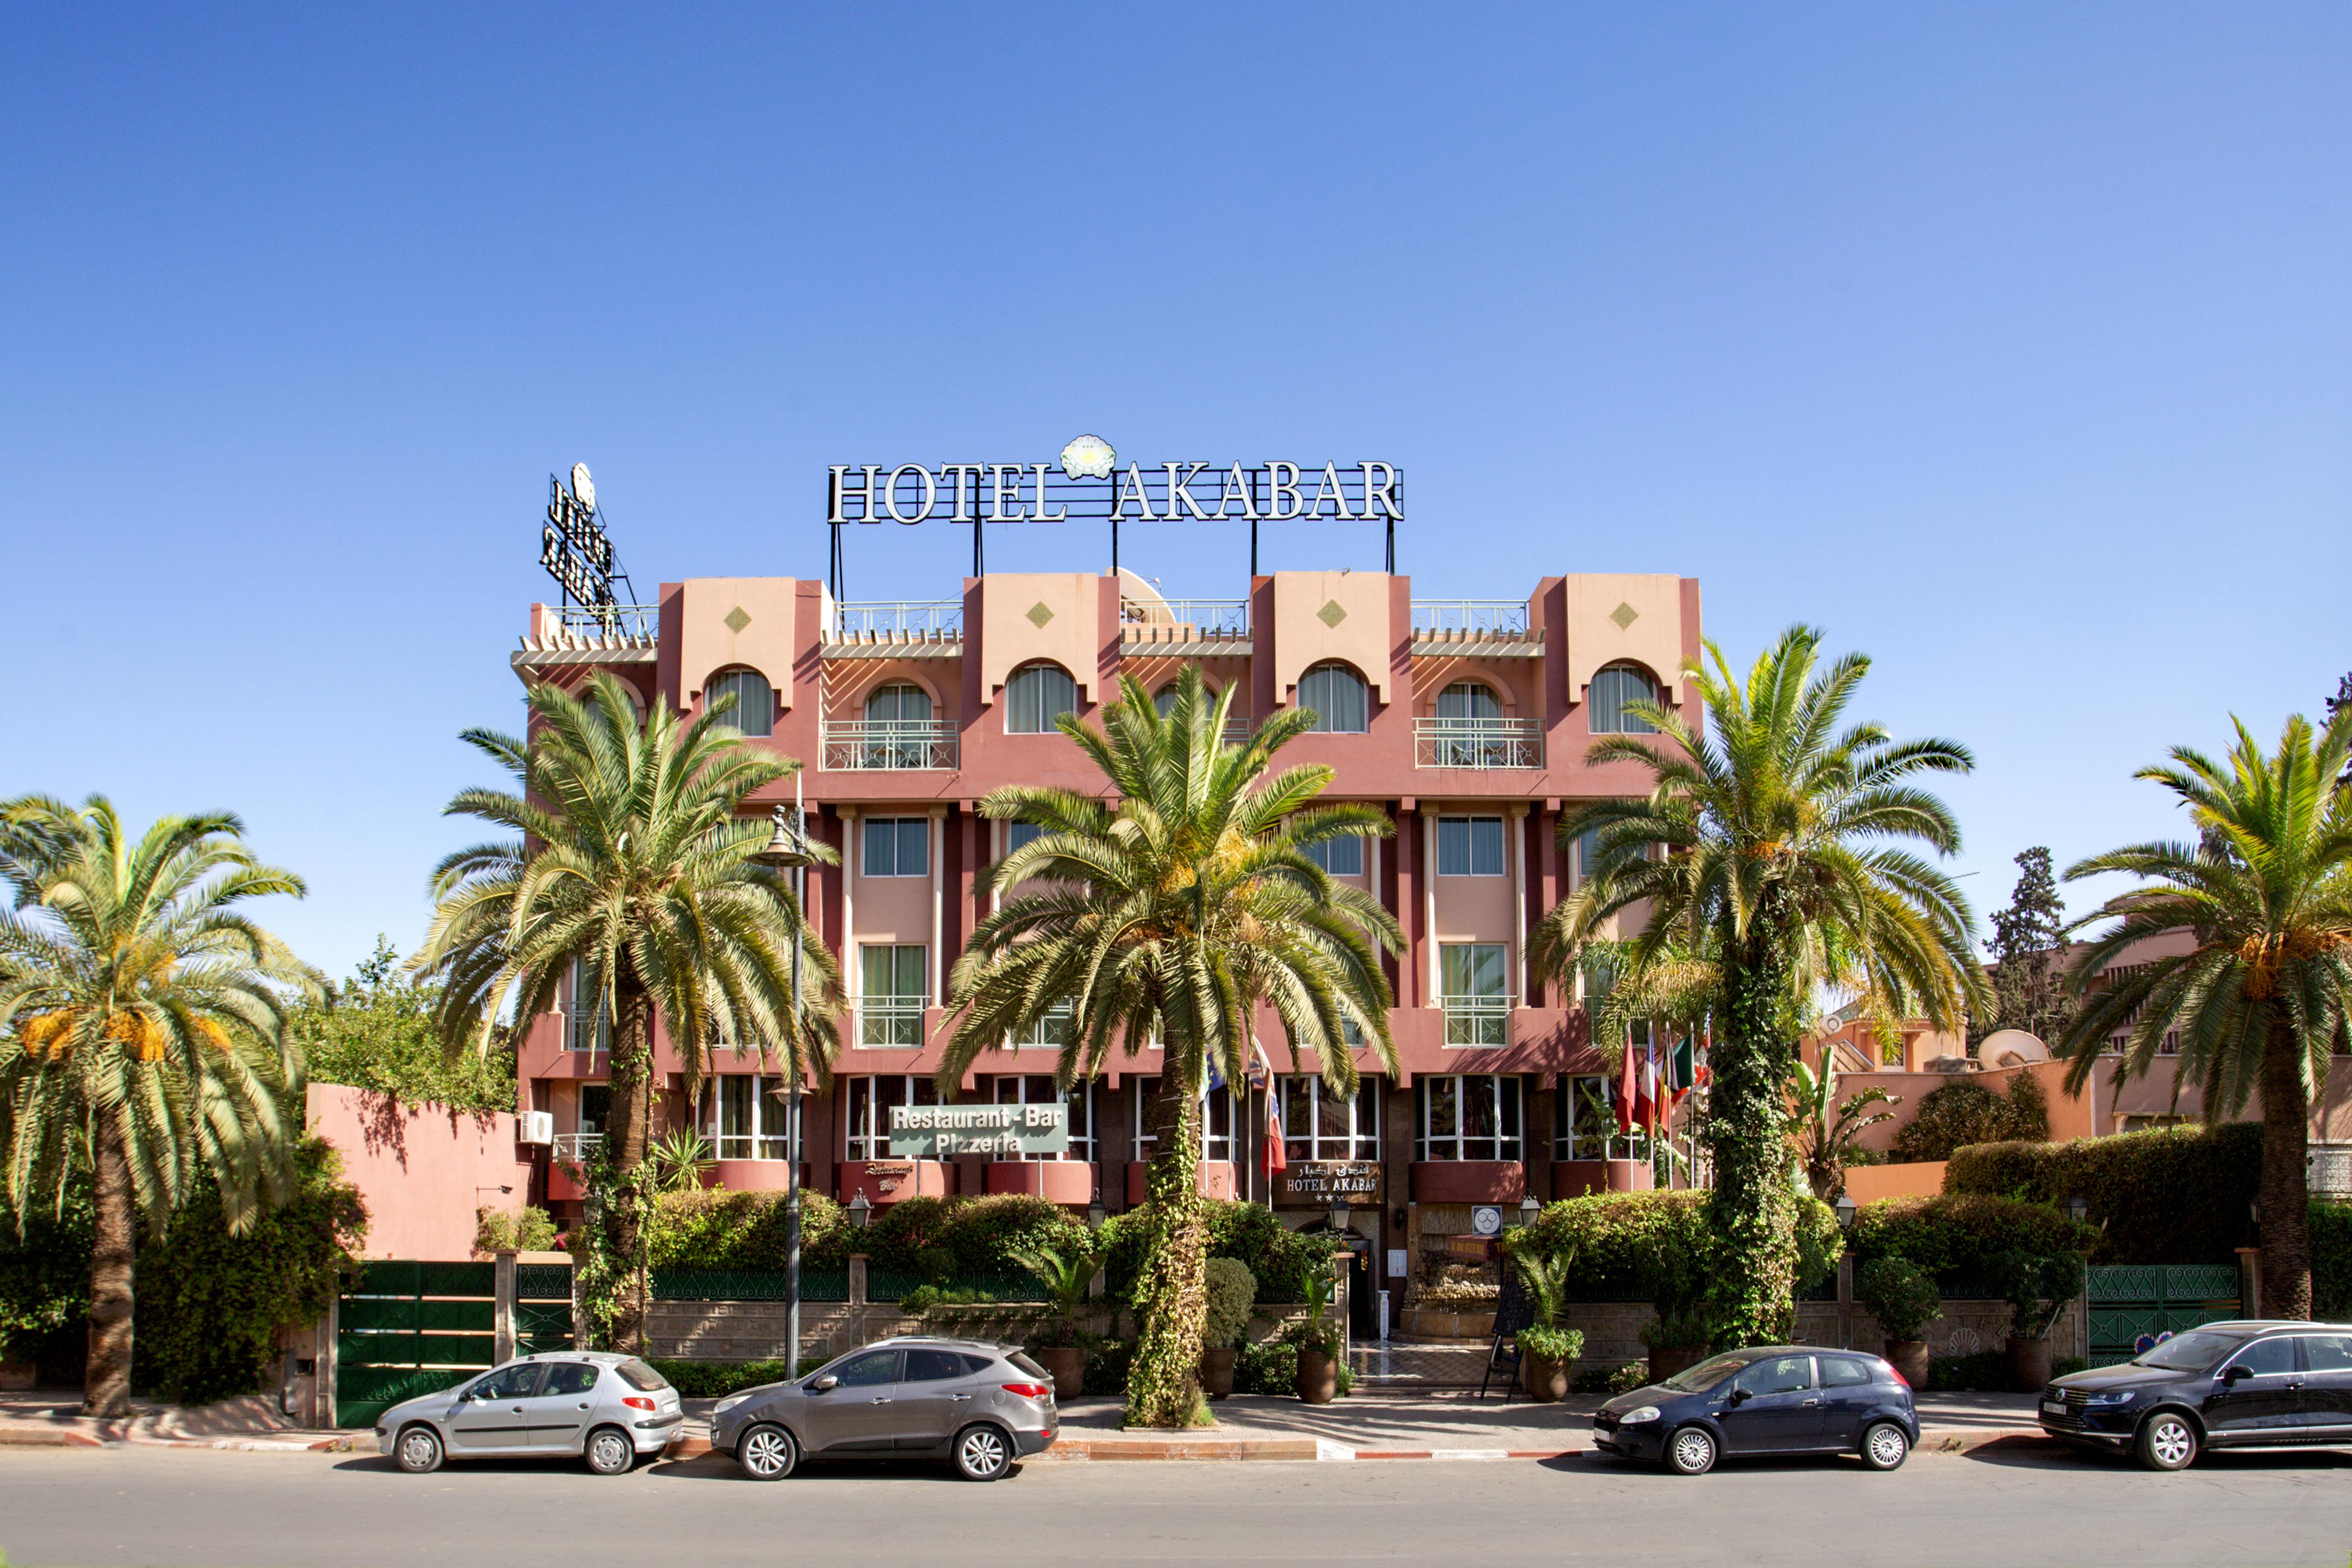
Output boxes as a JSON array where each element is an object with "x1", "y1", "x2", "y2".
[
  {"x1": 515, "y1": 604, "x2": 661, "y2": 668},
  {"x1": 552, "y1": 1131, "x2": 604, "y2": 1163},
  {"x1": 1440, "y1": 994, "x2": 1514, "y2": 1046},
  {"x1": 821, "y1": 720, "x2": 959, "y2": 772},
  {"x1": 1119, "y1": 597, "x2": 1252, "y2": 655},
  {"x1": 1410, "y1": 600, "x2": 1542, "y2": 657},
  {"x1": 1415, "y1": 718, "x2": 1544, "y2": 770},
  {"x1": 826, "y1": 600, "x2": 963, "y2": 659},
  {"x1": 854, "y1": 998, "x2": 928, "y2": 1049}
]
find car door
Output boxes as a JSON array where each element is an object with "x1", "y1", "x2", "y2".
[
  {"x1": 1717, "y1": 1355, "x2": 1821, "y2": 1452},
  {"x1": 514, "y1": 1360, "x2": 601, "y2": 1454},
  {"x1": 892, "y1": 1349, "x2": 987, "y2": 1450},
  {"x1": 2289, "y1": 1333, "x2": 2352, "y2": 1436},
  {"x1": 2204, "y1": 1335, "x2": 2302, "y2": 1439},
  {"x1": 1814, "y1": 1354, "x2": 1882, "y2": 1448},
  {"x1": 445, "y1": 1362, "x2": 546, "y2": 1452},
  {"x1": 796, "y1": 1349, "x2": 903, "y2": 1454}
]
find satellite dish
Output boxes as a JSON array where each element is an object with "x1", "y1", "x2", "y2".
[
  {"x1": 1981, "y1": 1029, "x2": 2051, "y2": 1068},
  {"x1": 570, "y1": 463, "x2": 596, "y2": 511}
]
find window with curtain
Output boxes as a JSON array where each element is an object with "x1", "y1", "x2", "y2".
[
  {"x1": 565, "y1": 957, "x2": 610, "y2": 1052},
  {"x1": 1005, "y1": 663, "x2": 1077, "y2": 733},
  {"x1": 1297, "y1": 663, "x2": 1369, "y2": 733},
  {"x1": 706, "y1": 669, "x2": 774, "y2": 737},
  {"x1": 867, "y1": 681, "x2": 932, "y2": 725},
  {"x1": 1276, "y1": 1077, "x2": 1380, "y2": 1162},
  {"x1": 1130, "y1": 1078, "x2": 1236, "y2": 1162},
  {"x1": 1437, "y1": 681, "x2": 1500, "y2": 720},
  {"x1": 706, "y1": 1074, "x2": 789, "y2": 1162},
  {"x1": 1302, "y1": 833, "x2": 1364, "y2": 877},
  {"x1": 990, "y1": 1074, "x2": 1094, "y2": 1161},
  {"x1": 842, "y1": 1074, "x2": 940, "y2": 1160},
  {"x1": 1004, "y1": 821, "x2": 1044, "y2": 854},
  {"x1": 859, "y1": 945, "x2": 926, "y2": 1046},
  {"x1": 865, "y1": 682, "x2": 934, "y2": 766},
  {"x1": 1440, "y1": 943, "x2": 1510, "y2": 1045},
  {"x1": 862, "y1": 816, "x2": 929, "y2": 877},
  {"x1": 1437, "y1": 815, "x2": 1505, "y2": 876},
  {"x1": 1588, "y1": 664, "x2": 1660, "y2": 735},
  {"x1": 1414, "y1": 1074, "x2": 1522, "y2": 1161},
  {"x1": 1553, "y1": 1073, "x2": 1618, "y2": 1160}
]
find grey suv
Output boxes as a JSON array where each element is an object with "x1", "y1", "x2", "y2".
[{"x1": 709, "y1": 1336, "x2": 1059, "y2": 1482}]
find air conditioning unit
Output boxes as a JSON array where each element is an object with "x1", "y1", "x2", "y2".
[{"x1": 519, "y1": 1110, "x2": 554, "y2": 1145}]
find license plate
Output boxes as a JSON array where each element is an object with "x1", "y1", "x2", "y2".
[{"x1": 2041, "y1": 1399, "x2": 2067, "y2": 1415}]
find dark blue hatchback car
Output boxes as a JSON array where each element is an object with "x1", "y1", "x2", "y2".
[{"x1": 1593, "y1": 1345, "x2": 1919, "y2": 1476}]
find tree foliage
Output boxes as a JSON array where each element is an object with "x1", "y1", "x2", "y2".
[
  {"x1": 1888, "y1": 1071, "x2": 2049, "y2": 1163},
  {"x1": 1977, "y1": 847, "x2": 2077, "y2": 1048},
  {"x1": 292, "y1": 938, "x2": 513, "y2": 1114}
]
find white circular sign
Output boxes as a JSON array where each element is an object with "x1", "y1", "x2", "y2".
[
  {"x1": 1058, "y1": 434, "x2": 1115, "y2": 480},
  {"x1": 1470, "y1": 1205, "x2": 1503, "y2": 1237},
  {"x1": 570, "y1": 463, "x2": 596, "y2": 511}
]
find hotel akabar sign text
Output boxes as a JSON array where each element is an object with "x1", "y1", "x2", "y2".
[{"x1": 889, "y1": 1102, "x2": 1070, "y2": 1158}]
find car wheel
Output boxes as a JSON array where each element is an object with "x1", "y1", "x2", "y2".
[
  {"x1": 738, "y1": 1424, "x2": 798, "y2": 1481},
  {"x1": 394, "y1": 1425, "x2": 444, "y2": 1475},
  {"x1": 1664, "y1": 1425, "x2": 1718, "y2": 1476},
  {"x1": 1859, "y1": 1422, "x2": 1909, "y2": 1471},
  {"x1": 2136, "y1": 1412, "x2": 2198, "y2": 1472},
  {"x1": 584, "y1": 1425, "x2": 637, "y2": 1476},
  {"x1": 953, "y1": 1423, "x2": 1014, "y2": 1482}
]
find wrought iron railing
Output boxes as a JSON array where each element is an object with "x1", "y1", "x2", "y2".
[
  {"x1": 1413, "y1": 718, "x2": 1544, "y2": 770},
  {"x1": 820, "y1": 720, "x2": 959, "y2": 771},
  {"x1": 1440, "y1": 994, "x2": 1513, "y2": 1046},
  {"x1": 1410, "y1": 600, "x2": 1532, "y2": 637},
  {"x1": 1119, "y1": 597, "x2": 1251, "y2": 640},
  {"x1": 829, "y1": 600, "x2": 963, "y2": 641},
  {"x1": 856, "y1": 998, "x2": 927, "y2": 1048}
]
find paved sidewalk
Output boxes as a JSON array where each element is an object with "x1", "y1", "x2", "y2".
[{"x1": 0, "y1": 1389, "x2": 353, "y2": 1451}]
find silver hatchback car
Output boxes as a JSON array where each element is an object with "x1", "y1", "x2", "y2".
[
  {"x1": 709, "y1": 1336, "x2": 1059, "y2": 1482},
  {"x1": 375, "y1": 1351, "x2": 683, "y2": 1475}
]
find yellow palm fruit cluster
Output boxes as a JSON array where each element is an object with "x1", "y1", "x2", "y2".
[
  {"x1": 101, "y1": 1009, "x2": 169, "y2": 1062},
  {"x1": 20, "y1": 1008, "x2": 83, "y2": 1059}
]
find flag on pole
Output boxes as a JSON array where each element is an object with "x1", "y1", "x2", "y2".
[
  {"x1": 1616, "y1": 1033, "x2": 1639, "y2": 1134},
  {"x1": 1639, "y1": 1039, "x2": 1660, "y2": 1135}
]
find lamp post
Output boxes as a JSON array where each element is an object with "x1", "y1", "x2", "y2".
[
  {"x1": 847, "y1": 1191, "x2": 871, "y2": 1229},
  {"x1": 1519, "y1": 1192, "x2": 1541, "y2": 1228},
  {"x1": 1835, "y1": 1194, "x2": 1857, "y2": 1230},
  {"x1": 751, "y1": 785, "x2": 816, "y2": 1376}
]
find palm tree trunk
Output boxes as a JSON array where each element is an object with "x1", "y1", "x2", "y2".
[
  {"x1": 2258, "y1": 1015, "x2": 2313, "y2": 1319},
  {"x1": 1707, "y1": 918, "x2": 1801, "y2": 1346},
  {"x1": 82, "y1": 1106, "x2": 136, "y2": 1419},
  {"x1": 601, "y1": 980, "x2": 656, "y2": 1351},
  {"x1": 1126, "y1": 1064, "x2": 1208, "y2": 1427}
]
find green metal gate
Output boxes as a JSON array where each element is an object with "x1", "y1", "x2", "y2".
[
  {"x1": 515, "y1": 1262, "x2": 576, "y2": 1355},
  {"x1": 335, "y1": 1261, "x2": 496, "y2": 1429},
  {"x1": 2086, "y1": 1264, "x2": 2245, "y2": 1367}
]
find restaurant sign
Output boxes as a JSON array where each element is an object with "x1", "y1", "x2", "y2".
[
  {"x1": 889, "y1": 1102, "x2": 1068, "y2": 1159},
  {"x1": 1279, "y1": 1160, "x2": 1384, "y2": 1206}
]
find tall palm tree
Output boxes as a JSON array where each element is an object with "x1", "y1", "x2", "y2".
[
  {"x1": 941, "y1": 667, "x2": 1401, "y2": 1426},
  {"x1": 2056, "y1": 710, "x2": 2352, "y2": 1318},
  {"x1": 411, "y1": 672, "x2": 842, "y2": 1348},
  {"x1": 0, "y1": 798, "x2": 312, "y2": 1417},
  {"x1": 1534, "y1": 627, "x2": 1983, "y2": 1344}
]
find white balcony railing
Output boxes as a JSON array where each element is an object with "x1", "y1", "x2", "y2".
[
  {"x1": 856, "y1": 998, "x2": 927, "y2": 1048},
  {"x1": 829, "y1": 600, "x2": 964, "y2": 643},
  {"x1": 552, "y1": 1132, "x2": 604, "y2": 1163},
  {"x1": 1414, "y1": 718, "x2": 1544, "y2": 769},
  {"x1": 1120, "y1": 597, "x2": 1251, "y2": 641},
  {"x1": 1411, "y1": 600, "x2": 1531, "y2": 637},
  {"x1": 821, "y1": 720, "x2": 959, "y2": 771},
  {"x1": 1441, "y1": 995, "x2": 1514, "y2": 1047}
]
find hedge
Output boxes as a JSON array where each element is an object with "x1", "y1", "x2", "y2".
[
  {"x1": 1513, "y1": 1190, "x2": 1842, "y2": 1312},
  {"x1": 1848, "y1": 1194, "x2": 2100, "y2": 1281},
  {"x1": 643, "y1": 1190, "x2": 1087, "y2": 1282},
  {"x1": 1888, "y1": 1072, "x2": 2050, "y2": 1164},
  {"x1": 1942, "y1": 1123, "x2": 2262, "y2": 1264},
  {"x1": 1099, "y1": 1200, "x2": 1340, "y2": 1305},
  {"x1": 2314, "y1": 1201, "x2": 2352, "y2": 1319}
]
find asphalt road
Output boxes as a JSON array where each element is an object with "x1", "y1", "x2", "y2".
[{"x1": 3, "y1": 1443, "x2": 2350, "y2": 1568}]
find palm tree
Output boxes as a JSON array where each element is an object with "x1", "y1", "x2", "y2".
[
  {"x1": 411, "y1": 672, "x2": 842, "y2": 1348},
  {"x1": 1534, "y1": 626, "x2": 1984, "y2": 1345},
  {"x1": 0, "y1": 797, "x2": 312, "y2": 1417},
  {"x1": 941, "y1": 667, "x2": 1401, "y2": 1425},
  {"x1": 2055, "y1": 710, "x2": 2352, "y2": 1318},
  {"x1": 1789, "y1": 1058, "x2": 1900, "y2": 1202}
]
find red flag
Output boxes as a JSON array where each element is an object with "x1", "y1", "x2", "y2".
[
  {"x1": 1617, "y1": 1037, "x2": 1639, "y2": 1134},
  {"x1": 1261, "y1": 1123, "x2": 1288, "y2": 1177}
]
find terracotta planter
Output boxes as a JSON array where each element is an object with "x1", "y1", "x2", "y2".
[
  {"x1": 0, "y1": 1360, "x2": 34, "y2": 1393},
  {"x1": 1036, "y1": 1345, "x2": 1085, "y2": 1400},
  {"x1": 1199, "y1": 1346, "x2": 1236, "y2": 1401},
  {"x1": 1884, "y1": 1339, "x2": 1930, "y2": 1390},
  {"x1": 2008, "y1": 1335, "x2": 2054, "y2": 1392},
  {"x1": 1647, "y1": 1344, "x2": 1707, "y2": 1382},
  {"x1": 1520, "y1": 1351, "x2": 1571, "y2": 1403},
  {"x1": 1296, "y1": 1347, "x2": 1337, "y2": 1405}
]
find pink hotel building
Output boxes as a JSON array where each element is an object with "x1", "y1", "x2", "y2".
[{"x1": 511, "y1": 565, "x2": 1703, "y2": 1263}]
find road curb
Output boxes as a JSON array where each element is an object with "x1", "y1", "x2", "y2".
[{"x1": 0, "y1": 1424, "x2": 106, "y2": 1448}]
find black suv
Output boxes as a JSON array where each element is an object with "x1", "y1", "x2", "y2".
[{"x1": 2039, "y1": 1319, "x2": 2352, "y2": 1470}]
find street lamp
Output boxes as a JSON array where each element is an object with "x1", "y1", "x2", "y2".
[
  {"x1": 1834, "y1": 1194, "x2": 1857, "y2": 1230},
  {"x1": 1330, "y1": 1197, "x2": 1352, "y2": 1237},
  {"x1": 847, "y1": 1191, "x2": 871, "y2": 1229},
  {"x1": 750, "y1": 789, "x2": 816, "y2": 1377},
  {"x1": 1519, "y1": 1192, "x2": 1541, "y2": 1227},
  {"x1": 2065, "y1": 1194, "x2": 2088, "y2": 1226}
]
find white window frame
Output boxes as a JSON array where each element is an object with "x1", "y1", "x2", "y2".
[
  {"x1": 858, "y1": 944, "x2": 928, "y2": 1047},
  {"x1": 1436, "y1": 815, "x2": 1505, "y2": 877},
  {"x1": 1297, "y1": 663, "x2": 1370, "y2": 733},
  {"x1": 1588, "y1": 664, "x2": 1660, "y2": 736},
  {"x1": 1005, "y1": 664, "x2": 1077, "y2": 735},
  {"x1": 1302, "y1": 834, "x2": 1364, "y2": 877},
  {"x1": 564, "y1": 958, "x2": 610, "y2": 1053},
  {"x1": 1131, "y1": 1078, "x2": 1237, "y2": 1163},
  {"x1": 862, "y1": 816, "x2": 930, "y2": 878},
  {"x1": 707, "y1": 668, "x2": 774, "y2": 737},
  {"x1": 1415, "y1": 1073, "x2": 1523, "y2": 1162},
  {"x1": 1440, "y1": 942, "x2": 1512, "y2": 1045},
  {"x1": 1274, "y1": 1077, "x2": 1380, "y2": 1162},
  {"x1": 991, "y1": 1073, "x2": 1095, "y2": 1162},
  {"x1": 842, "y1": 1074, "x2": 940, "y2": 1161},
  {"x1": 703, "y1": 1074, "x2": 789, "y2": 1162}
]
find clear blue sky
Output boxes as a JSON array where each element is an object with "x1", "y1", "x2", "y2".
[{"x1": 6, "y1": 6, "x2": 2346, "y2": 980}]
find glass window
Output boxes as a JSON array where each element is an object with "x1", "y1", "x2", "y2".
[
  {"x1": 706, "y1": 669, "x2": 774, "y2": 737},
  {"x1": 1554, "y1": 1073, "x2": 1621, "y2": 1160},
  {"x1": 1588, "y1": 664, "x2": 1659, "y2": 735},
  {"x1": 859, "y1": 945, "x2": 927, "y2": 1046},
  {"x1": 1131, "y1": 1078, "x2": 1237, "y2": 1162},
  {"x1": 1303, "y1": 834, "x2": 1364, "y2": 877},
  {"x1": 1437, "y1": 816, "x2": 1505, "y2": 877},
  {"x1": 541, "y1": 1362, "x2": 600, "y2": 1396},
  {"x1": 1006, "y1": 664, "x2": 1077, "y2": 733},
  {"x1": 1441, "y1": 943, "x2": 1510, "y2": 1046},
  {"x1": 2299, "y1": 1335, "x2": 2352, "y2": 1372},
  {"x1": 1415, "y1": 1075, "x2": 1522, "y2": 1161},
  {"x1": 1276, "y1": 1077, "x2": 1380, "y2": 1162},
  {"x1": 578, "y1": 1084, "x2": 611, "y2": 1138},
  {"x1": 828, "y1": 1350, "x2": 900, "y2": 1388},
  {"x1": 706, "y1": 1075, "x2": 789, "y2": 1162},
  {"x1": 1437, "y1": 682, "x2": 1500, "y2": 721},
  {"x1": 565, "y1": 957, "x2": 610, "y2": 1052},
  {"x1": 615, "y1": 1359, "x2": 668, "y2": 1392},
  {"x1": 842, "y1": 1075, "x2": 940, "y2": 1161},
  {"x1": 863, "y1": 683, "x2": 935, "y2": 767},
  {"x1": 1819, "y1": 1356, "x2": 1874, "y2": 1388},
  {"x1": 867, "y1": 682, "x2": 933, "y2": 725},
  {"x1": 1660, "y1": 1354, "x2": 1750, "y2": 1393},
  {"x1": 2133, "y1": 1330, "x2": 2244, "y2": 1372},
  {"x1": 471, "y1": 1363, "x2": 545, "y2": 1400},
  {"x1": 992, "y1": 1073, "x2": 1093, "y2": 1161},
  {"x1": 1005, "y1": 821, "x2": 1044, "y2": 855},
  {"x1": 1297, "y1": 663, "x2": 1369, "y2": 733},
  {"x1": 2226, "y1": 1337, "x2": 2299, "y2": 1378},
  {"x1": 1154, "y1": 686, "x2": 1180, "y2": 719},
  {"x1": 1731, "y1": 1355, "x2": 1813, "y2": 1396},
  {"x1": 862, "y1": 816, "x2": 929, "y2": 877},
  {"x1": 902, "y1": 1349, "x2": 970, "y2": 1383}
]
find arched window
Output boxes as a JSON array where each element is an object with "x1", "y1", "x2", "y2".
[
  {"x1": 706, "y1": 669, "x2": 773, "y2": 737},
  {"x1": 1005, "y1": 663, "x2": 1077, "y2": 733},
  {"x1": 1437, "y1": 681, "x2": 1500, "y2": 721},
  {"x1": 1154, "y1": 686, "x2": 1180, "y2": 720},
  {"x1": 1588, "y1": 664, "x2": 1659, "y2": 735},
  {"x1": 1297, "y1": 663, "x2": 1369, "y2": 734},
  {"x1": 867, "y1": 681, "x2": 932, "y2": 726}
]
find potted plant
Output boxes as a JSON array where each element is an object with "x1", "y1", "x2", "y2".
[
  {"x1": 1855, "y1": 1257, "x2": 1940, "y2": 1388},
  {"x1": 1286, "y1": 1262, "x2": 1344, "y2": 1404},
  {"x1": 1639, "y1": 1311, "x2": 1711, "y2": 1381},
  {"x1": 1507, "y1": 1249, "x2": 1584, "y2": 1402},
  {"x1": 1994, "y1": 1250, "x2": 2086, "y2": 1392},
  {"x1": 1200, "y1": 1258, "x2": 1256, "y2": 1400},
  {"x1": 1011, "y1": 1239, "x2": 1096, "y2": 1399}
]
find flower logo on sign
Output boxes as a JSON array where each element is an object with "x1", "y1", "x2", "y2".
[{"x1": 1059, "y1": 434, "x2": 1116, "y2": 480}]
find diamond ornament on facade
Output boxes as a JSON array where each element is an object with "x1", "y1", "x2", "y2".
[
  {"x1": 1317, "y1": 599, "x2": 1348, "y2": 628},
  {"x1": 724, "y1": 606, "x2": 752, "y2": 634},
  {"x1": 1026, "y1": 601, "x2": 1055, "y2": 628},
  {"x1": 1610, "y1": 601, "x2": 1639, "y2": 630}
]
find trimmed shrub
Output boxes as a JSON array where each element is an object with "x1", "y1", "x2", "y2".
[
  {"x1": 1099, "y1": 1200, "x2": 1339, "y2": 1305},
  {"x1": 1855, "y1": 1258, "x2": 1940, "y2": 1340},
  {"x1": 644, "y1": 1189, "x2": 1086, "y2": 1279},
  {"x1": 1517, "y1": 1189, "x2": 1842, "y2": 1315},
  {"x1": 474, "y1": 1205, "x2": 557, "y2": 1256},
  {"x1": 1203, "y1": 1258, "x2": 1258, "y2": 1348},
  {"x1": 1848, "y1": 1194, "x2": 2099, "y2": 1277},
  {"x1": 645, "y1": 1188, "x2": 847, "y2": 1270},
  {"x1": 2311, "y1": 1200, "x2": 2352, "y2": 1319},
  {"x1": 1234, "y1": 1339, "x2": 1295, "y2": 1395},
  {"x1": 1890, "y1": 1073, "x2": 2049, "y2": 1164},
  {"x1": 647, "y1": 1357, "x2": 820, "y2": 1396},
  {"x1": 1942, "y1": 1123, "x2": 2262, "y2": 1264}
]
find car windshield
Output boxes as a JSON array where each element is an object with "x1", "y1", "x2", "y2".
[
  {"x1": 1660, "y1": 1354, "x2": 1751, "y2": 1393},
  {"x1": 615, "y1": 1359, "x2": 668, "y2": 1392},
  {"x1": 2132, "y1": 1329, "x2": 2247, "y2": 1372}
]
